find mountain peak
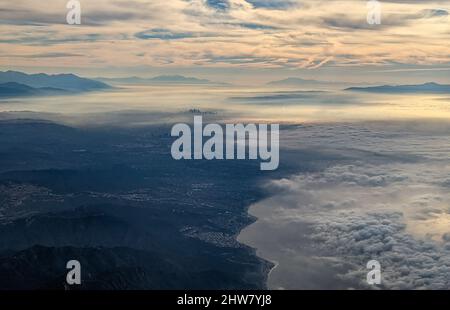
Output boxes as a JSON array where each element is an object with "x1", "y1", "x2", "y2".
[
  {"x1": 149, "y1": 75, "x2": 210, "y2": 83},
  {"x1": 0, "y1": 70, "x2": 111, "y2": 95},
  {"x1": 345, "y1": 82, "x2": 450, "y2": 94}
]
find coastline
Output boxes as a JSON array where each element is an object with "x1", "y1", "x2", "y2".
[{"x1": 237, "y1": 197, "x2": 278, "y2": 290}]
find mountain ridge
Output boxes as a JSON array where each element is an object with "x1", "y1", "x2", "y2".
[
  {"x1": 0, "y1": 70, "x2": 111, "y2": 93},
  {"x1": 345, "y1": 82, "x2": 450, "y2": 93},
  {"x1": 0, "y1": 82, "x2": 69, "y2": 98},
  {"x1": 267, "y1": 77, "x2": 348, "y2": 87},
  {"x1": 97, "y1": 74, "x2": 227, "y2": 85}
]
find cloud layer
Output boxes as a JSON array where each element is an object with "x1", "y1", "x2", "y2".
[
  {"x1": 0, "y1": 0, "x2": 449, "y2": 74},
  {"x1": 239, "y1": 121, "x2": 450, "y2": 289}
]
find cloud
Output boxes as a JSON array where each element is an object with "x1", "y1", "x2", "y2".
[
  {"x1": 135, "y1": 28, "x2": 197, "y2": 40},
  {"x1": 235, "y1": 22, "x2": 279, "y2": 30},
  {"x1": 239, "y1": 121, "x2": 450, "y2": 289},
  {"x1": 310, "y1": 211, "x2": 450, "y2": 289},
  {"x1": 206, "y1": 0, "x2": 231, "y2": 11},
  {"x1": 244, "y1": 0, "x2": 297, "y2": 10},
  {"x1": 0, "y1": 0, "x2": 449, "y2": 73},
  {"x1": 0, "y1": 52, "x2": 83, "y2": 58},
  {"x1": 421, "y1": 9, "x2": 449, "y2": 18}
]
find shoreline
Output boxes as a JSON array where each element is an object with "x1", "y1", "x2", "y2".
[{"x1": 237, "y1": 197, "x2": 278, "y2": 290}]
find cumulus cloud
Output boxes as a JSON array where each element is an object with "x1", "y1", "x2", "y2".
[{"x1": 311, "y1": 211, "x2": 450, "y2": 289}]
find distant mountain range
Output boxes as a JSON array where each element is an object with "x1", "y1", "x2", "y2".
[
  {"x1": 267, "y1": 77, "x2": 347, "y2": 87},
  {"x1": 98, "y1": 75, "x2": 226, "y2": 85},
  {"x1": 0, "y1": 71, "x2": 111, "y2": 98},
  {"x1": 0, "y1": 82, "x2": 69, "y2": 98},
  {"x1": 345, "y1": 82, "x2": 450, "y2": 94}
]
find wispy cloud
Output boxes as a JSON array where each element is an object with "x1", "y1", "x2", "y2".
[{"x1": 0, "y1": 0, "x2": 449, "y2": 76}]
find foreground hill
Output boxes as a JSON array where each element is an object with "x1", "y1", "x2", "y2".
[{"x1": 0, "y1": 119, "x2": 273, "y2": 289}]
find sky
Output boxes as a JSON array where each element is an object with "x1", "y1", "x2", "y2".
[
  {"x1": 239, "y1": 120, "x2": 450, "y2": 289},
  {"x1": 0, "y1": 0, "x2": 449, "y2": 84}
]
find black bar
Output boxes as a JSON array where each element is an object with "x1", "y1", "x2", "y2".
[{"x1": 1, "y1": 290, "x2": 450, "y2": 308}]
